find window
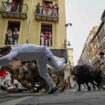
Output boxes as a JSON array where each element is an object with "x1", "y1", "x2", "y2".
[
  {"x1": 40, "y1": 23, "x2": 52, "y2": 47},
  {"x1": 5, "y1": 21, "x2": 20, "y2": 45},
  {"x1": 42, "y1": 0, "x2": 58, "y2": 17}
]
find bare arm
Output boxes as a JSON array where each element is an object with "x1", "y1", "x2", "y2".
[{"x1": 0, "y1": 51, "x2": 18, "y2": 67}]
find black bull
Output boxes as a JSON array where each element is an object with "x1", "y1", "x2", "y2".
[{"x1": 71, "y1": 64, "x2": 103, "y2": 91}]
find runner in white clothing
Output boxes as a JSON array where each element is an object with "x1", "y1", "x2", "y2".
[{"x1": 0, "y1": 44, "x2": 65, "y2": 94}]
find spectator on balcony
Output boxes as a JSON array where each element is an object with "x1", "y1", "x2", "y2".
[
  {"x1": 4, "y1": 0, "x2": 13, "y2": 11},
  {"x1": 42, "y1": 3, "x2": 47, "y2": 16},
  {"x1": 36, "y1": 2, "x2": 41, "y2": 15},
  {"x1": 48, "y1": 3, "x2": 53, "y2": 16},
  {"x1": 12, "y1": 28, "x2": 19, "y2": 45},
  {"x1": 53, "y1": 3, "x2": 59, "y2": 16},
  {"x1": 11, "y1": 1, "x2": 17, "y2": 12},
  {"x1": 46, "y1": 4, "x2": 50, "y2": 16},
  {"x1": 5, "y1": 28, "x2": 13, "y2": 45}
]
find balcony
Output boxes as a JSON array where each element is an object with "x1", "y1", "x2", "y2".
[
  {"x1": 35, "y1": 6, "x2": 59, "y2": 22},
  {"x1": 0, "y1": 2, "x2": 28, "y2": 20}
]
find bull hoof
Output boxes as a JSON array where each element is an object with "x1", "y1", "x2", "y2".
[
  {"x1": 101, "y1": 86, "x2": 105, "y2": 90},
  {"x1": 93, "y1": 86, "x2": 96, "y2": 90},
  {"x1": 88, "y1": 87, "x2": 91, "y2": 91},
  {"x1": 77, "y1": 89, "x2": 81, "y2": 92},
  {"x1": 98, "y1": 87, "x2": 101, "y2": 90}
]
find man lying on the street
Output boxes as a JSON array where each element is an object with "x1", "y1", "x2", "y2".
[{"x1": 0, "y1": 44, "x2": 66, "y2": 94}]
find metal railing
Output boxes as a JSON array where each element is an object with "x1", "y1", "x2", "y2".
[{"x1": 35, "y1": 5, "x2": 59, "y2": 22}]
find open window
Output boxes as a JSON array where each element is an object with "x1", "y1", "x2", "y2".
[
  {"x1": 5, "y1": 21, "x2": 20, "y2": 45},
  {"x1": 40, "y1": 23, "x2": 52, "y2": 47}
]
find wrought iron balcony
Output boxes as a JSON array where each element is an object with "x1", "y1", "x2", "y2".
[
  {"x1": 0, "y1": 2, "x2": 28, "y2": 20},
  {"x1": 35, "y1": 6, "x2": 59, "y2": 22}
]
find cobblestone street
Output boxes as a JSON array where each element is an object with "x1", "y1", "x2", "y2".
[{"x1": 0, "y1": 89, "x2": 105, "y2": 105}]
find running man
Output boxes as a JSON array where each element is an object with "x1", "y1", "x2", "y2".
[{"x1": 0, "y1": 44, "x2": 65, "y2": 94}]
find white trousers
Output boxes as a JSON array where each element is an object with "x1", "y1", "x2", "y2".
[{"x1": 37, "y1": 47, "x2": 65, "y2": 89}]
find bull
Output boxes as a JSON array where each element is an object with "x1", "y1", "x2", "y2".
[{"x1": 71, "y1": 64, "x2": 103, "y2": 91}]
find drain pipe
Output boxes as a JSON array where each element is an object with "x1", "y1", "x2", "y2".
[{"x1": 26, "y1": 0, "x2": 34, "y2": 43}]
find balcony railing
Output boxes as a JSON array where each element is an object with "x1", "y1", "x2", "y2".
[
  {"x1": 35, "y1": 6, "x2": 59, "y2": 22},
  {"x1": 0, "y1": 2, "x2": 28, "y2": 19}
]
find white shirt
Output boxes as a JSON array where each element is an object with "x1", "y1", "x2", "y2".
[{"x1": 0, "y1": 44, "x2": 46, "y2": 66}]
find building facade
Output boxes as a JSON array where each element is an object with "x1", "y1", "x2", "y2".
[
  {"x1": 0, "y1": 0, "x2": 66, "y2": 49},
  {"x1": 78, "y1": 10, "x2": 105, "y2": 67},
  {"x1": 78, "y1": 26, "x2": 98, "y2": 65},
  {"x1": 0, "y1": 0, "x2": 74, "y2": 64},
  {"x1": 90, "y1": 20, "x2": 105, "y2": 66}
]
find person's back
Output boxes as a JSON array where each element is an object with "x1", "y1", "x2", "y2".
[
  {"x1": 11, "y1": 44, "x2": 46, "y2": 61},
  {"x1": 11, "y1": 44, "x2": 45, "y2": 52}
]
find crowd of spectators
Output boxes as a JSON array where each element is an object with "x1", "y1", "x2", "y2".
[
  {"x1": 4, "y1": 0, "x2": 18, "y2": 12},
  {"x1": 0, "y1": 61, "x2": 49, "y2": 93},
  {"x1": 5, "y1": 28, "x2": 19, "y2": 45},
  {"x1": 0, "y1": 60, "x2": 73, "y2": 93},
  {"x1": 36, "y1": 2, "x2": 59, "y2": 17},
  {"x1": 40, "y1": 31, "x2": 52, "y2": 46},
  {"x1": 3, "y1": 0, "x2": 59, "y2": 16}
]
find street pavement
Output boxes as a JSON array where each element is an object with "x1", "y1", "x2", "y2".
[{"x1": 0, "y1": 89, "x2": 105, "y2": 105}]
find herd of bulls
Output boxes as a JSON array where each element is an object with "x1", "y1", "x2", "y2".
[{"x1": 71, "y1": 64, "x2": 105, "y2": 91}]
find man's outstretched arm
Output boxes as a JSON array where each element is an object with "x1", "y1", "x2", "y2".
[{"x1": 0, "y1": 51, "x2": 18, "y2": 67}]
